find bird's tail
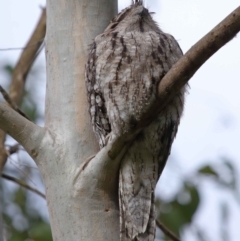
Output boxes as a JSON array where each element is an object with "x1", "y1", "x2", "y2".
[
  {"x1": 119, "y1": 187, "x2": 156, "y2": 241},
  {"x1": 119, "y1": 145, "x2": 158, "y2": 241}
]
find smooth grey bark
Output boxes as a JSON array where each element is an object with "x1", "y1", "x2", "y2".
[{"x1": 43, "y1": 0, "x2": 119, "y2": 240}]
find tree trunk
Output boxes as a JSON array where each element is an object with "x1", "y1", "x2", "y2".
[{"x1": 43, "y1": 0, "x2": 119, "y2": 240}]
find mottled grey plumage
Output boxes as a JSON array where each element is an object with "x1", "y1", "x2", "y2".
[{"x1": 85, "y1": 1, "x2": 186, "y2": 240}]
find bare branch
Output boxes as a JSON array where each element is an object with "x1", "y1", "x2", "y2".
[
  {"x1": 77, "y1": 7, "x2": 240, "y2": 209},
  {"x1": 0, "y1": 39, "x2": 44, "y2": 51},
  {"x1": 10, "y1": 8, "x2": 46, "y2": 105},
  {"x1": 156, "y1": 219, "x2": 181, "y2": 241},
  {"x1": 77, "y1": 141, "x2": 128, "y2": 192},
  {"x1": 1, "y1": 173, "x2": 45, "y2": 199},
  {"x1": 150, "y1": 6, "x2": 240, "y2": 128},
  {"x1": 107, "y1": 6, "x2": 240, "y2": 160},
  {"x1": 0, "y1": 8, "x2": 46, "y2": 171},
  {"x1": 0, "y1": 103, "x2": 45, "y2": 157},
  {"x1": 0, "y1": 85, "x2": 30, "y2": 120}
]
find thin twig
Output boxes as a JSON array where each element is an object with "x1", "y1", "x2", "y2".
[
  {"x1": 1, "y1": 173, "x2": 45, "y2": 199},
  {"x1": 156, "y1": 219, "x2": 181, "y2": 241},
  {"x1": 0, "y1": 85, "x2": 30, "y2": 120},
  {"x1": 0, "y1": 39, "x2": 44, "y2": 51}
]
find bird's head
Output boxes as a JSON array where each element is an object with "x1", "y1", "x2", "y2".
[{"x1": 105, "y1": 0, "x2": 160, "y2": 34}]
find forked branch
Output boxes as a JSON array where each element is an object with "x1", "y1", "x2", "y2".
[
  {"x1": 0, "y1": 103, "x2": 45, "y2": 157},
  {"x1": 80, "y1": 6, "x2": 240, "y2": 190},
  {"x1": 0, "y1": 7, "x2": 46, "y2": 171},
  {"x1": 0, "y1": 85, "x2": 30, "y2": 120}
]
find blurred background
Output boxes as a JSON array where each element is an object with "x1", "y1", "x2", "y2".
[{"x1": 0, "y1": 0, "x2": 239, "y2": 240}]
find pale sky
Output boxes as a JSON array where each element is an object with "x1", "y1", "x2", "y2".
[{"x1": 1, "y1": 1, "x2": 240, "y2": 241}]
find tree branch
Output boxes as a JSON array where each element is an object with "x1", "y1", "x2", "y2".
[
  {"x1": 0, "y1": 85, "x2": 30, "y2": 120},
  {"x1": 10, "y1": 7, "x2": 46, "y2": 105},
  {"x1": 0, "y1": 103, "x2": 45, "y2": 158},
  {"x1": 106, "y1": 5, "x2": 240, "y2": 160},
  {"x1": 1, "y1": 173, "x2": 45, "y2": 199},
  {"x1": 0, "y1": 40, "x2": 44, "y2": 51},
  {"x1": 0, "y1": 8, "x2": 46, "y2": 171},
  {"x1": 78, "y1": 6, "x2": 240, "y2": 204},
  {"x1": 150, "y1": 6, "x2": 240, "y2": 128},
  {"x1": 156, "y1": 219, "x2": 181, "y2": 241}
]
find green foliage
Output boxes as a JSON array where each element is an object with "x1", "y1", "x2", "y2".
[
  {"x1": 3, "y1": 64, "x2": 14, "y2": 77},
  {"x1": 2, "y1": 187, "x2": 52, "y2": 241},
  {"x1": 157, "y1": 183, "x2": 200, "y2": 236},
  {"x1": 156, "y1": 159, "x2": 239, "y2": 241}
]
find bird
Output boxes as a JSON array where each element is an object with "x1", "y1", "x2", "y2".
[{"x1": 85, "y1": 1, "x2": 186, "y2": 240}]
